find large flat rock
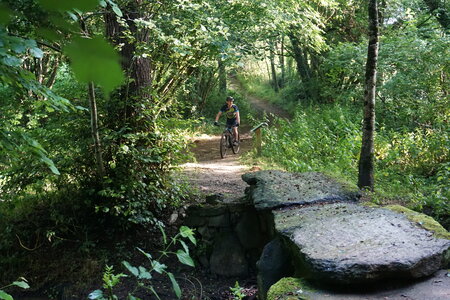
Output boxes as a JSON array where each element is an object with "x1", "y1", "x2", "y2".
[
  {"x1": 274, "y1": 202, "x2": 450, "y2": 284},
  {"x1": 242, "y1": 170, "x2": 360, "y2": 210},
  {"x1": 267, "y1": 270, "x2": 450, "y2": 300}
]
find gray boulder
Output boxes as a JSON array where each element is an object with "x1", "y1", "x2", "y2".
[
  {"x1": 242, "y1": 170, "x2": 360, "y2": 210},
  {"x1": 256, "y1": 237, "x2": 294, "y2": 300},
  {"x1": 274, "y1": 202, "x2": 450, "y2": 284}
]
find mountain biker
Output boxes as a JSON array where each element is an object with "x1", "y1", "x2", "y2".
[{"x1": 214, "y1": 96, "x2": 240, "y2": 145}]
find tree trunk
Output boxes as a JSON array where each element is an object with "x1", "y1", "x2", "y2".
[
  {"x1": 88, "y1": 82, "x2": 105, "y2": 178},
  {"x1": 45, "y1": 56, "x2": 59, "y2": 88},
  {"x1": 358, "y1": 0, "x2": 379, "y2": 191},
  {"x1": 269, "y1": 41, "x2": 279, "y2": 92},
  {"x1": 279, "y1": 36, "x2": 285, "y2": 88},
  {"x1": 288, "y1": 31, "x2": 317, "y2": 101},
  {"x1": 218, "y1": 59, "x2": 227, "y2": 94},
  {"x1": 104, "y1": 0, "x2": 152, "y2": 124},
  {"x1": 288, "y1": 32, "x2": 311, "y2": 83},
  {"x1": 422, "y1": 0, "x2": 450, "y2": 31}
]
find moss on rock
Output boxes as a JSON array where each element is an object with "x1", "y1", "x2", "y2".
[
  {"x1": 267, "y1": 277, "x2": 313, "y2": 300},
  {"x1": 361, "y1": 203, "x2": 450, "y2": 240}
]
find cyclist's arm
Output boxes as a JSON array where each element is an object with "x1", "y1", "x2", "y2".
[
  {"x1": 215, "y1": 111, "x2": 222, "y2": 123},
  {"x1": 236, "y1": 111, "x2": 240, "y2": 125}
]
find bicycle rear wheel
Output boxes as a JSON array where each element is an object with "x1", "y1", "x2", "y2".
[
  {"x1": 220, "y1": 133, "x2": 228, "y2": 158},
  {"x1": 232, "y1": 132, "x2": 240, "y2": 154}
]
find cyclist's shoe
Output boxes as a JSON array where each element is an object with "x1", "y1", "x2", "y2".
[
  {"x1": 214, "y1": 121, "x2": 219, "y2": 126},
  {"x1": 233, "y1": 141, "x2": 239, "y2": 146}
]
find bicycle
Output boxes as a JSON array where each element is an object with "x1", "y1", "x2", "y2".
[{"x1": 216, "y1": 123, "x2": 240, "y2": 158}]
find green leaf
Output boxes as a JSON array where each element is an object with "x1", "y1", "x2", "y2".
[
  {"x1": 64, "y1": 36, "x2": 124, "y2": 93},
  {"x1": 167, "y1": 272, "x2": 181, "y2": 299},
  {"x1": 12, "y1": 281, "x2": 30, "y2": 289},
  {"x1": 137, "y1": 247, "x2": 152, "y2": 260},
  {"x1": 179, "y1": 226, "x2": 196, "y2": 245},
  {"x1": 2, "y1": 56, "x2": 22, "y2": 67},
  {"x1": 122, "y1": 261, "x2": 139, "y2": 277},
  {"x1": 138, "y1": 266, "x2": 152, "y2": 279},
  {"x1": 99, "y1": 1, "x2": 107, "y2": 8},
  {"x1": 151, "y1": 260, "x2": 167, "y2": 274},
  {"x1": 158, "y1": 223, "x2": 167, "y2": 245},
  {"x1": 148, "y1": 286, "x2": 162, "y2": 300},
  {"x1": 0, "y1": 290, "x2": 13, "y2": 300},
  {"x1": 175, "y1": 250, "x2": 195, "y2": 267},
  {"x1": 88, "y1": 289, "x2": 104, "y2": 299},
  {"x1": 67, "y1": 12, "x2": 78, "y2": 22},
  {"x1": 30, "y1": 47, "x2": 44, "y2": 58},
  {"x1": 179, "y1": 240, "x2": 189, "y2": 254},
  {"x1": 40, "y1": 156, "x2": 60, "y2": 175},
  {"x1": 112, "y1": 5, "x2": 123, "y2": 17}
]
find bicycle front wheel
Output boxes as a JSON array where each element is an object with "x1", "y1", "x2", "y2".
[{"x1": 220, "y1": 133, "x2": 228, "y2": 158}]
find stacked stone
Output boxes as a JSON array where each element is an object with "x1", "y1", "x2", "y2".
[{"x1": 242, "y1": 170, "x2": 450, "y2": 300}]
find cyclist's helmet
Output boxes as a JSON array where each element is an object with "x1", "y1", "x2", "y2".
[{"x1": 226, "y1": 96, "x2": 234, "y2": 102}]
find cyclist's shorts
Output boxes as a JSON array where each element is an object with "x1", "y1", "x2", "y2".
[{"x1": 226, "y1": 118, "x2": 238, "y2": 128}]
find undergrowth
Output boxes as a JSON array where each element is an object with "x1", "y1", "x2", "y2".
[{"x1": 239, "y1": 77, "x2": 449, "y2": 229}]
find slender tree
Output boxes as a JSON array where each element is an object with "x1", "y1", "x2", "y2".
[
  {"x1": 218, "y1": 59, "x2": 227, "y2": 94},
  {"x1": 269, "y1": 40, "x2": 279, "y2": 92},
  {"x1": 87, "y1": 82, "x2": 105, "y2": 178},
  {"x1": 279, "y1": 35, "x2": 285, "y2": 88},
  {"x1": 358, "y1": 0, "x2": 380, "y2": 190}
]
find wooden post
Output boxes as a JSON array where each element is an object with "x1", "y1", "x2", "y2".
[
  {"x1": 251, "y1": 122, "x2": 268, "y2": 156},
  {"x1": 255, "y1": 128, "x2": 262, "y2": 156}
]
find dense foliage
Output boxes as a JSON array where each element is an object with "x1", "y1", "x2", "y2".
[
  {"x1": 0, "y1": 0, "x2": 448, "y2": 297},
  {"x1": 239, "y1": 0, "x2": 449, "y2": 228}
]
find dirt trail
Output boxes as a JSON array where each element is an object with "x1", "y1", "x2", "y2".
[{"x1": 180, "y1": 78, "x2": 289, "y2": 200}]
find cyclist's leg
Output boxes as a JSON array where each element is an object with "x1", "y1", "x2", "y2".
[
  {"x1": 232, "y1": 126, "x2": 238, "y2": 143},
  {"x1": 226, "y1": 119, "x2": 238, "y2": 145}
]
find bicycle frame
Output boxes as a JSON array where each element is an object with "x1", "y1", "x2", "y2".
[{"x1": 219, "y1": 125, "x2": 239, "y2": 158}]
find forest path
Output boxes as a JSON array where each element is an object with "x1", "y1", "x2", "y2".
[{"x1": 180, "y1": 77, "x2": 290, "y2": 200}]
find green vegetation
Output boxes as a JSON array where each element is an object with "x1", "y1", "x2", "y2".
[
  {"x1": 0, "y1": 0, "x2": 448, "y2": 297},
  {"x1": 238, "y1": 0, "x2": 449, "y2": 228},
  {"x1": 267, "y1": 277, "x2": 313, "y2": 300},
  {"x1": 89, "y1": 226, "x2": 196, "y2": 300}
]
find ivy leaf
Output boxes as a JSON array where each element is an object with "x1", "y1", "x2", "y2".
[
  {"x1": 175, "y1": 250, "x2": 194, "y2": 267},
  {"x1": 122, "y1": 261, "x2": 139, "y2": 277},
  {"x1": 64, "y1": 36, "x2": 124, "y2": 94},
  {"x1": 151, "y1": 260, "x2": 167, "y2": 274},
  {"x1": 179, "y1": 226, "x2": 196, "y2": 245},
  {"x1": 138, "y1": 266, "x2": 152, "y2": 279}
]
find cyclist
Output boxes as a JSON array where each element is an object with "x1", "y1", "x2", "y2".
[{"x1": 214, "y1": 96, "x2": 240, "y2": 145}]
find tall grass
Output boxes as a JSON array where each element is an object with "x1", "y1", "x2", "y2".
[{"x1": 255, "y1": 104, "x2": 449, "y2": 228}]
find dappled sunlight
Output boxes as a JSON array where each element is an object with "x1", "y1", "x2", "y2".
[
  {"x1": 182, "y1": 161, "x2": 249, "y2": 173},
  {"x1": 188, "y1": 134, "x2": 220, "y2": 142}
]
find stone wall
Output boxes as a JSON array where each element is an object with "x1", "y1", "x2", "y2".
[{"x1": 183, "y1": 198, "x2": 273, "y2": 277}]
